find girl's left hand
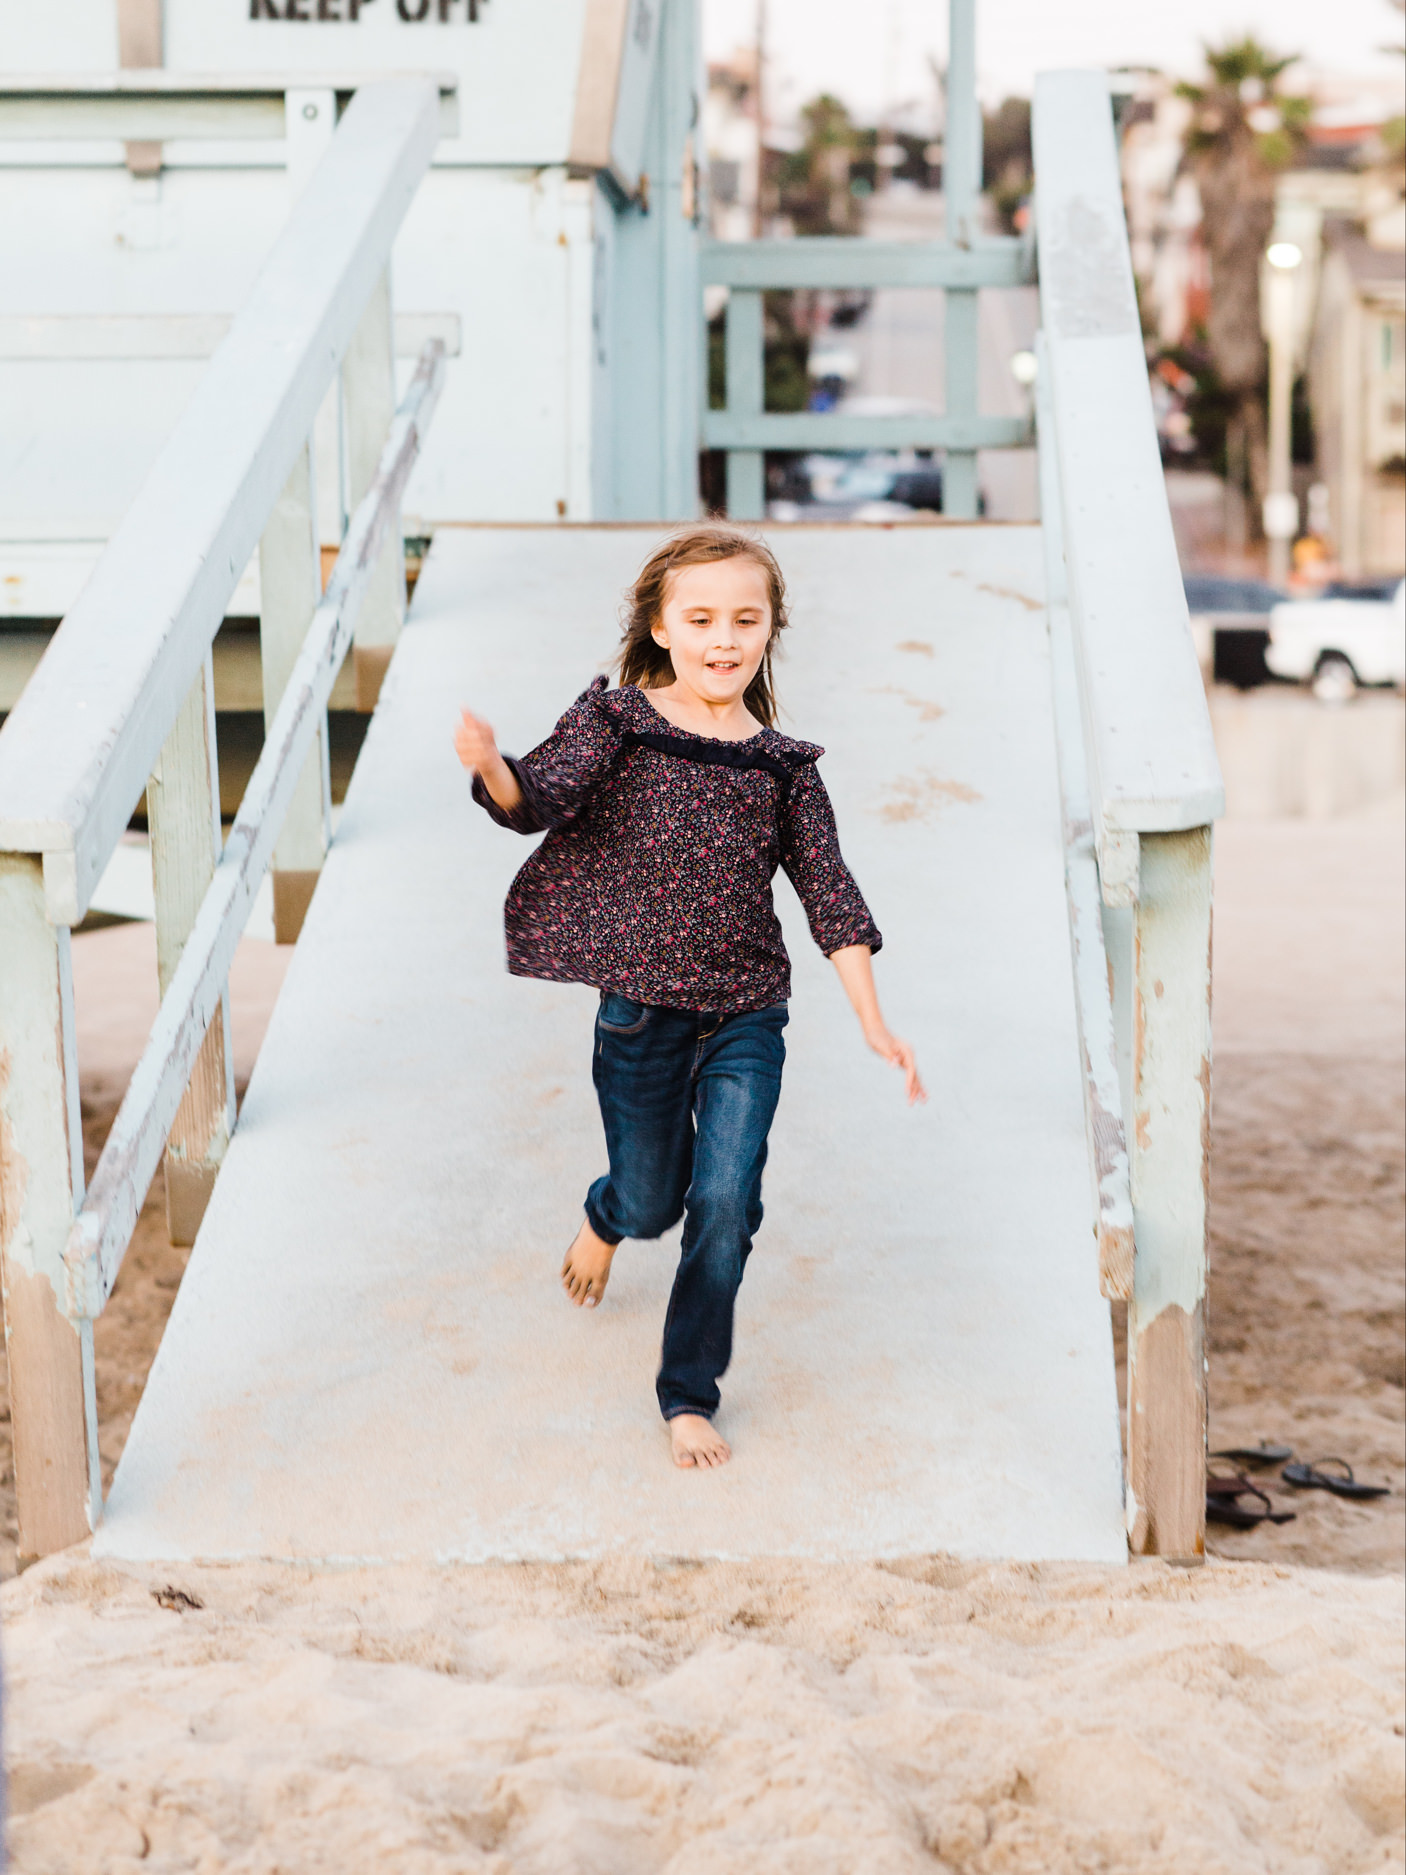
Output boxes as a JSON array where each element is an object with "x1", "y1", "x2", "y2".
[{"x1": 865, "y1": 1025, "x2": 927, "y2": 1105}]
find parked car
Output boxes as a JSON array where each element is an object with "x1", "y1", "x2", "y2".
[
  {"x1": 1266, "y1": 580, "x2": 1406, "y2": 701},
  {"x1": 774, "y1": 449, "x2": 944, "y2": 521},
  {"x1": 1182, "y1": 575, "x2": 1286, "y2": 689}
]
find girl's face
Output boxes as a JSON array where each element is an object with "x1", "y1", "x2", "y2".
[{"x1": 652, "y1": 557, "x2": 773, "y2": 708}]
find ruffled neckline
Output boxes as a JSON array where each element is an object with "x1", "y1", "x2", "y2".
[{"x1": 590, "y1": 677, "x2": 823, "y2": 765}]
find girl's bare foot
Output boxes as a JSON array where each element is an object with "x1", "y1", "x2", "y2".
[
  {"x1": 669, "y1": 1414, "x2": 731, "y2": 1469},
  {"x1": 561, "y1": 1218, "x2": 616, "y2": 1307}
]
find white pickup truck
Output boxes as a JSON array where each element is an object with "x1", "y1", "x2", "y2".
[{"x1": 1266, "y1": 580, "x2": 1406, "y2": 701}]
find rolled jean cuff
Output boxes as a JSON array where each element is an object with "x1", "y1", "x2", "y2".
[
  {"x1": 583, "y1": 1197, "x2": 623, "y2": 1247},
  {"x1": 660, "y1": 1401, "x2": 713, "y2": 1423}
]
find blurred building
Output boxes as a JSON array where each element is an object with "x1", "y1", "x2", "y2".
[
  {"x1": 1119, "y1": 68, "x2": 1405, "y2": 571},
  {"x1": 1310, "y1": 218, "x2": 1406, "y2": 575},
  {"x1": 1120, "y1": 82, "x2": 1206, "y2": 350},
  {"x1": 703, "y1": 50, "x2": 760, "y2": 243}
]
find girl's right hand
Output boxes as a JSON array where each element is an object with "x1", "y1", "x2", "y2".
[
  {"x1": 456, "y1": 707, "x2": 525, "y2": 813},
  {"x1": 454, "y1": 708, "x2": 500, "y2": 774}
]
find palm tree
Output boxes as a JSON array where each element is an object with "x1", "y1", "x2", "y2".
[{"x1": 1177, "y1": 41, "x2": 1311, "y2": 536}]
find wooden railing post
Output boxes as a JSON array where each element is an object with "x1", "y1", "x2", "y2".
[
  {"x1": 64, "y1": 342, "x2": 448, "y2": 1329},
  {"x1": 259, "y1": 443, "x2": 331, "y2": 944},
  {"x1": 942, "y1": 0, "x2": 981, "y2": 519},
  {"x1": 943, "y1": 289, "x2": 980, "y2": 520},
  {"x1": 724, "y1": 288, "x2": 765, "y2": 521},
  {"x1": 1034, "y1": 69, "x2": 1225, "y2": 1559},
  {"x1": 0, "y1": 856, "x2": 99, "y2": 1561},
  {"x1": 1124, "y1": 828, "x2": 1214, "y2": 1562},
  {"x1": 147, "y1": 651, "x2": 235, "y2": 1244},
  {"x1": 343, "y1": 265, "x2": 404, "y2": 710}
]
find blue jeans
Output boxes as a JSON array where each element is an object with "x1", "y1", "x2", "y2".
[{"x1": 585, "y1": 994, "x2": 789, "y2": 1422}]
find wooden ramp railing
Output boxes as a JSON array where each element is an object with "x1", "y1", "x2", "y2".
[
  {"x1": 0, "y1": 51, "x2": 1224, "y2": 1572},
  {"x1": 1034, "y1": 70, "x2": 1226, "y2": 1563},
  {"x1": 0, "y1": 79, "x2": 445, "y2": 1564}
]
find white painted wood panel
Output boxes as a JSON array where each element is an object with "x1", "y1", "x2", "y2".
[
  {"x1": 0, "y1": 79, "x2": 439, "y2": 924},
  {"x1": 162, "y1": 0, "x2": 588, "y2": 167}
]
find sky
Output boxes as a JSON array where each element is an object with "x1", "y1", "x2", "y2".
[{"x1": 703, "y1": 0, "x2": 1405, "y2": 125}]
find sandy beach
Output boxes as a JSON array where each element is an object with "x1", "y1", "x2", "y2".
[{"x1": 1, "y1": 785, "x2": 1401, "y2": 1872}]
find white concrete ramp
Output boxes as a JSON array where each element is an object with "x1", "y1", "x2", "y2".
[{"x1": 97, "y1": 526, "x2": 1126, "y2": 1565}]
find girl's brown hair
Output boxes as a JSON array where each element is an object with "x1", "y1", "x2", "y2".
[{"x1": 617, "y1": 527, "x2": 789, "y2": 727}]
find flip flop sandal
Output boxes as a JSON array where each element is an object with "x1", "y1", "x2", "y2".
[
  {"x1": 1206, "y1": 1474, "x2": 1296, "y2": 1528},
  {"x1": 1211, "y1": 1443, "x2": 1294, "y2": 1467},
  {"x1": 1281, "y1": 1458, "x2": 1390, "y2": 1500}
]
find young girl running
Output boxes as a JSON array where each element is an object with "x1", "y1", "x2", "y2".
[{"x1": 454, "y1": 527, "x2": 924, "y2": 1471}]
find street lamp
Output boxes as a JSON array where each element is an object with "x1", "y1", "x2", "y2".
[
  {"x1": 1009, "y1": 349, "x2": 1038, "y2": 387},
  {"x1": 1263, "y1": 240, "x2": 1303, "y2": 583}
]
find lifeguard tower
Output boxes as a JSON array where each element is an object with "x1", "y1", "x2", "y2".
[{"x1": 0, "y1": 1, "x2": 1222, "y2": 1570}]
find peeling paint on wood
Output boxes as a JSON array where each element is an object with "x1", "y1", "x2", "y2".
[
  {"x1": 1032, "y1": 94, "x2": 1222, "y2": 1554},
  {"x1": 1035, "y1": 353, "x2": 1134, "y2": 1306}
]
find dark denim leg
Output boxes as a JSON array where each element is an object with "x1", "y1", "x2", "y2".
[
  {"x1": 657, "y1": 1004, "x2": 787, "y2": 1422},
  {"x1": 585, "y1": 996, "x2": 695, "y2": 1246}
]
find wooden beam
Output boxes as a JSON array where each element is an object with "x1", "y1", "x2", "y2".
[
  {"x1": 65, "y1": 342, "x2": 447, "y2": 1320},
  {"x1": 943, "y1": 287, "x2": 980, "y2": 520},
  {"x1": 0, "y1": 626, "x2": 359, "y2": 716},
  {"x1": 704, "y1": 412, "x2": 1030, "y2": 452},
  {"x1": 941, "y1": 0, "x2": 983, "y2": 516},
  {"x1": 1125, "y1": 827, "x2": 1213, "y2": 1563},
  {"x1": 0, "y1": 857, "x2": 98, "y2": 1562},
  {"x1": 0, "y1": 79, "x2": 441, "y2": 927},
  {"x1": 0, "y1": 311, "x2": 462, "y2": 362},
  {"x1": 343, "y1": 269, "x2": 404, "y2": 711},
  {"x1": 116, "y1": 0, "x2": 163, "y2": 68},
  {"x1": 0, "y1": 73, "x2": 460, "y2": 142},
  {"x1": 259, "y1": 446, "x2": 330, "y2": 945},
  {"x1": 569, "y1": 0, "x2": 630, "y2": 172},
  {"x1": 701, "y1": 239, "x2": 1029, "y2": 291},
  {"x1": 146, "y1": 653, "x2": 235, "y2": 1244},
  {"x1": 723, "y1": 290, "x2": 765, "y2": 522},
  {"x1": 116, "y1": 0, "x2": 164, "y2": 176},
  {"x1": 944, "y1": 0, "x2": 982, "y2": 250}
]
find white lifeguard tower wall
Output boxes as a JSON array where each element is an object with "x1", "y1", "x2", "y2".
[{"x1": 0, "y1": 0, "x2": 701, "y2": 620}]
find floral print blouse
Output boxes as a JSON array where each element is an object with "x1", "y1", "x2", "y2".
[{"x1": 471, "y1": 679, "x2": 882, "y2": 1014}]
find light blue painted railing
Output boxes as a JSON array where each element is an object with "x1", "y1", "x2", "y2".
[
  {"x1": 703, "y1": 0, "x2": 1032, "y2": 520},
  {"x1": 1033, "y1": 69, "x2": 1223, "y2": 1563}
]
